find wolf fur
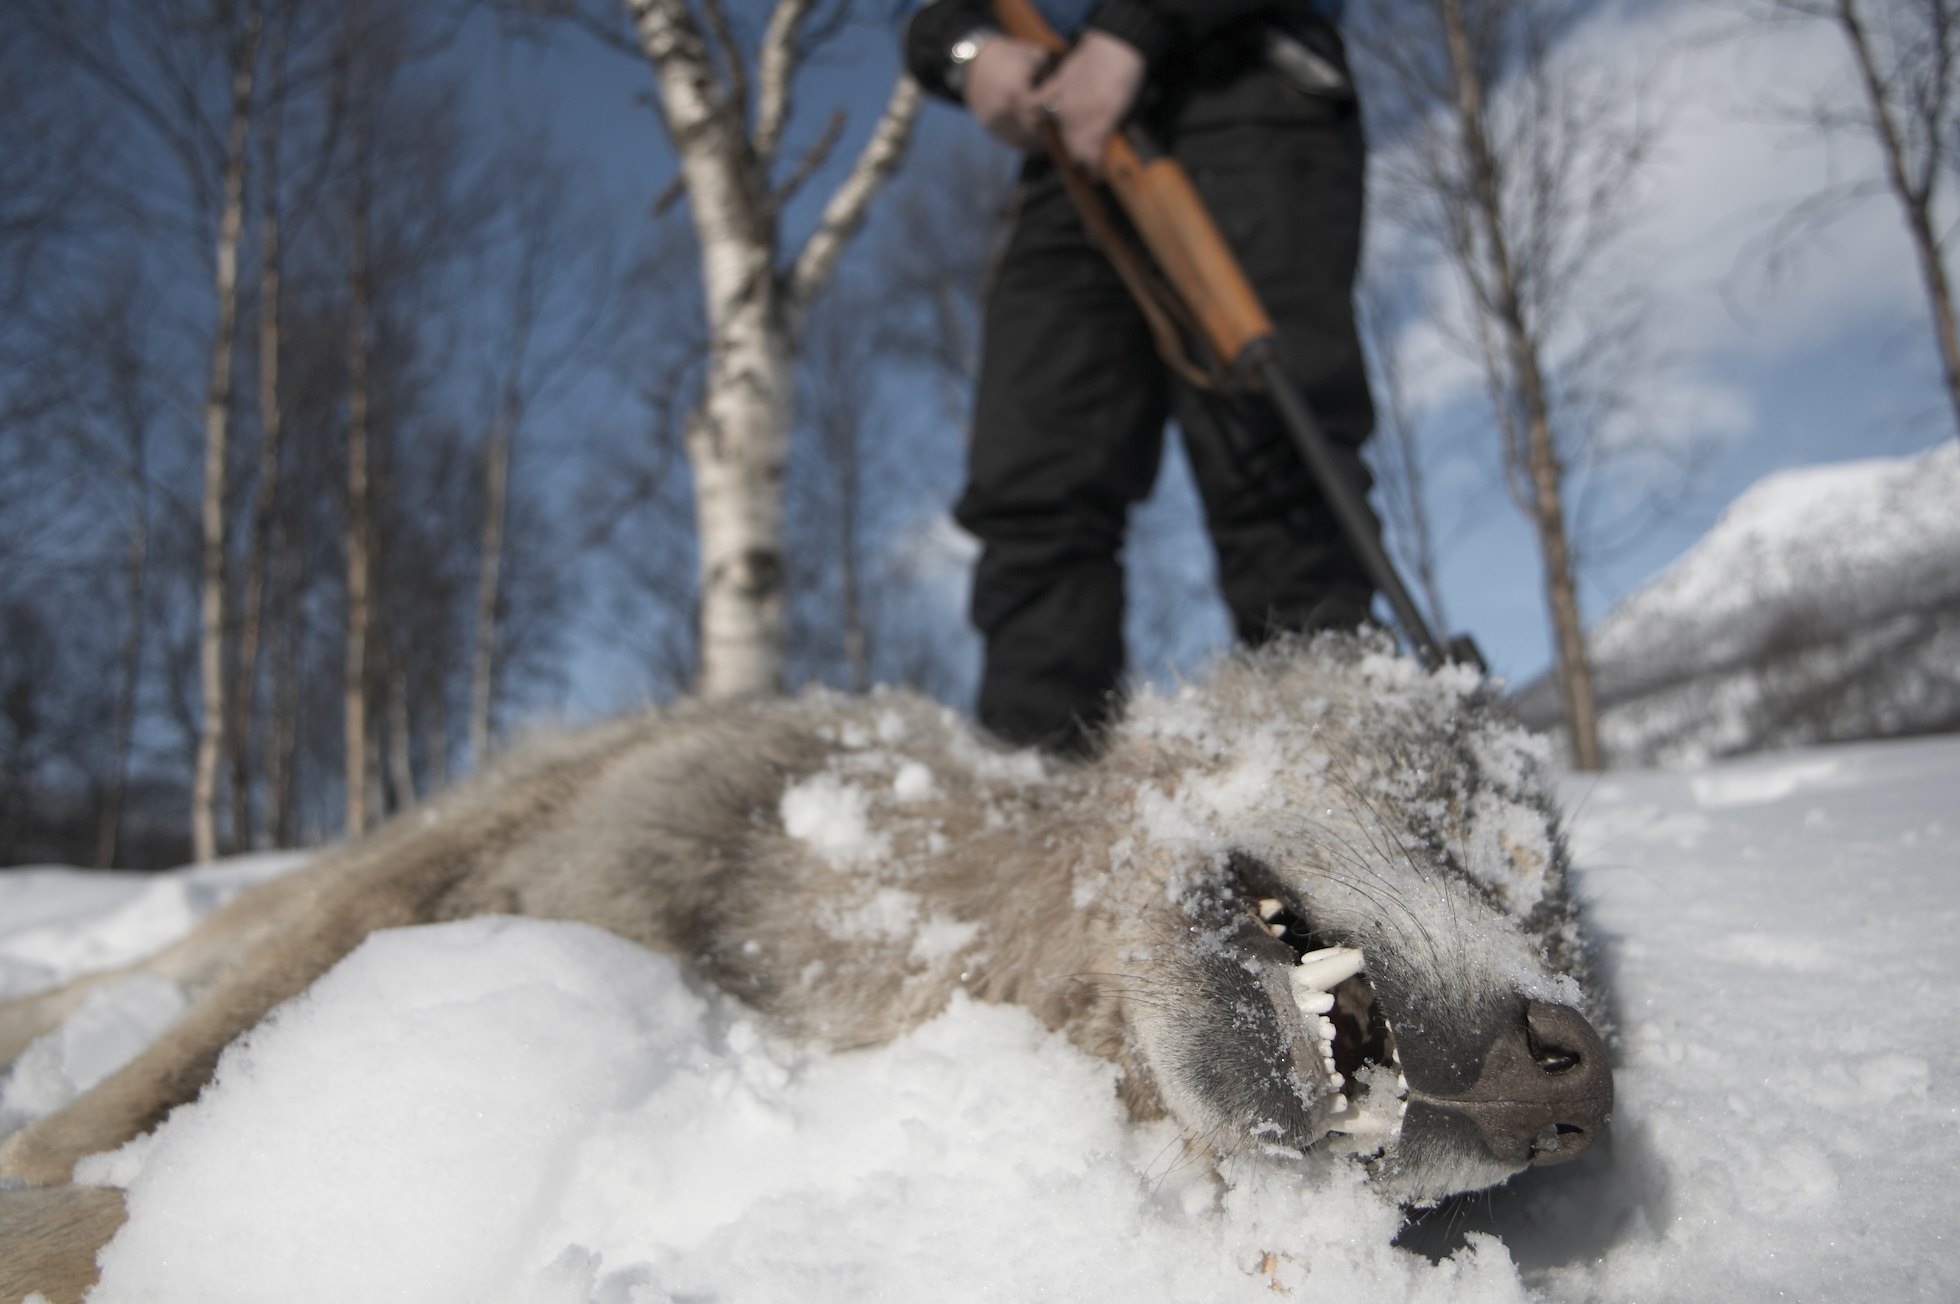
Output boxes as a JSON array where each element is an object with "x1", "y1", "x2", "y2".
[{"x1": 0, "y1": 636, "x2": 1612, "y2": 1300}]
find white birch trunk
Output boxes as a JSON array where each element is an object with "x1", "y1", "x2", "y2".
[
  {"x1": 469, "y1": 422, "x2": 511, "y2": 760},
  {"x1": 1439, "y1": 0, "x2": 1601, "y2": 771},
  {"x1": 344, "y1": 191, "x2": 374, "y2": 837},
  {"x1": 267, "y1": 529, "x2": 300, "y2": 848},
  {"x1": 625, "y1": 0, "x2": 919, "y2": 698},
  {"x1": 232, "y1": 84, "x2": 285, "y2": 851},
  {"x1": 688, "y1": 292, "x2": 795, "y2": 698},
  {"x1": 192, "y1": 10, "x2": 261, "y2": 862}
]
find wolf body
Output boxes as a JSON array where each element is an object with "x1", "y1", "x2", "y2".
[{"x1": 0, "y1": 637, "x2": 1611, "y2": 1301}]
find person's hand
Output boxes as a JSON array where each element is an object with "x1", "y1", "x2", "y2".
[
  {"x1": 1033, "y1": 29, "x2": 1145, "y2": 178},
  {"x1": 963, "y1": 37, "x2": 1052, "y2": 153}
]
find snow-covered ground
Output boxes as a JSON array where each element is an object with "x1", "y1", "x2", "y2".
[{"x1": 2, "y1": 736, "x2": 1956, "y2": 1302}]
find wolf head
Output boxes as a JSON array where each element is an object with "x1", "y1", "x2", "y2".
[
  {"x1": 1095, "y1": 636, "x2": 1613, "y2": 1204},
  {"x1": 717, "y1": 634, "x2": 1610, "y2": 1205}
]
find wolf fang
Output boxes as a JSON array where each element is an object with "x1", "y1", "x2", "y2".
[{"x1": 0, "y1": 634, "x2": 1611, "y2": 1296}]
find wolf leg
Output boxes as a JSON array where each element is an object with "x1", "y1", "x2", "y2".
[
  {"x1": 0, "y1": 973, "x2": 281, "y2": 1185},
  {"x1": 0, "y1": 730, "x2": 641, "y2": 1187},
  {"x1": 0, "y1": 1184, "x2": 127, "y2": 1304},
  {"x1": 0, "y1": 970, "x2": 130, "y2": 1073},
  {"x1": 0, "y1": 867, "x2": 328, "y2": 1072},
  {"x1": 0, "y1": 866, "x2": 440, "y2": 1186}
]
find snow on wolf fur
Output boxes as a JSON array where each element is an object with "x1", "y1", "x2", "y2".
[{"x1": 0, "y1": 633, "x2": 1611, "y2": 1300}]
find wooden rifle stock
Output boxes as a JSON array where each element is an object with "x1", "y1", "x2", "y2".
[
  {"x1": 988, "y1": 0, "x2": 1479, "y2": 673},
  {"x1": 993, "y1": 0, "x2": 1272, "y2": 377}
]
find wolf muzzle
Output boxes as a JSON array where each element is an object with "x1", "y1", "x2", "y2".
[{"x1": 1405, "y1": 1001, "x2": 1613, "y2": 1167}]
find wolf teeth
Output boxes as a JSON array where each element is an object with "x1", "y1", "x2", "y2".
[
  {"x1": 1284, "y1": 945, "x2": 1398, "y2": 1121},
  {"x1": 1294, "y1": 988, "x2": 1335, "y2": 1016},
  {"x1": 1328, "y1": 1108, "x2": 1398, "y2": 1139},
  {"x1": 1293, "y1": 946, "x2": 1365, "y2": 991},
  {"x1": 1257, "y1": 898, "x2": 1285, "y2": 921},
  {"x1": 1381, "y1": 1018, "x2": 1408, "y2": 1090}
]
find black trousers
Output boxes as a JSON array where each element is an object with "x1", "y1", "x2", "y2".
[{"x1": 956, "y1": 64, "x2": 1378, "y2": 754}]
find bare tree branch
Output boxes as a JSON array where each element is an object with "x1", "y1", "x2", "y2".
[
  {"x1": 1734, "y1": 0, "x2": 1960, "y2": 440},
  {"x1": 789, "y1": 74, "x2": 922, "y2": 314},
  {"x1": 755, "y1": 0, "x2": 816, "y2": 169},
  {"x1": 1351, "y1": 0, "x2": 1676, "y2": 769},
  {"x1": 772, "y1": 106, "x2": 846, "y2": 213},
  {"x1": 699, "y1": 0, "x2": 750, "y2": 129}
]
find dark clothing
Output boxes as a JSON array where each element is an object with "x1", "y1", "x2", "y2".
[
  {"x1": 903, "y1": 2, "x2": 1347, "y2": 100},
  {"x1": 907, "y1": 5, "x2": 1378, "y2": 755}
]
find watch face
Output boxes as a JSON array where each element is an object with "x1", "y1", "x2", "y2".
[{"x1": 952, "y1": 37, "x2": 983, "y2": 63}]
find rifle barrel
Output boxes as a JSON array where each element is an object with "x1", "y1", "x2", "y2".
[{"x1": 1252, "y1": 345, "x2": 1455, "y2": 672}]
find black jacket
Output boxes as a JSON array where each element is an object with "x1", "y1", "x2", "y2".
[{"x1": 903, "y1": 1, "x2": 1340, "y2": 103}]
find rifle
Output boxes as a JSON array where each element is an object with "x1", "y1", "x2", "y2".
[{"x1": 991, "y1": 0, "x2": 1483, "y2": 674}]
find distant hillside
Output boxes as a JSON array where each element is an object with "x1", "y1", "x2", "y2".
[{"x1": 1512, "y1": 442, "x2": 1960, "y2": 766}]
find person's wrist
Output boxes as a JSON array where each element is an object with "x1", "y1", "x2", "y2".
[{"x1": 944, "y1": 25, "x2": 1003, "y2": 100}]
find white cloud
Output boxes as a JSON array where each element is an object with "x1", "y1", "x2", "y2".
[
  {"x1": 1606, "y1": 369, "x2": 1757, "y2": 456},
  {"x1": 1365, "y1": 0, "x2": 1941, "y2": 457},
  {"x1": 1601, "y1": 1, "x2": 1930, "y2": 357}
]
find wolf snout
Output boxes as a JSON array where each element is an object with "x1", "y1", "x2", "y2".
[{"x1": 1409, "y1": 1001, "x2": 1613, "y2": 1168}]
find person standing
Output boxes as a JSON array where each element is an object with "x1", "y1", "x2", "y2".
[{"x1": 902, "y1": 1, "x2": 1378, "y2": 756}]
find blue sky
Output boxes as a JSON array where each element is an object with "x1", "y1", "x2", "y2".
[{"x1": 463, "y1": 1, "x2": 1957, "y2": 703}]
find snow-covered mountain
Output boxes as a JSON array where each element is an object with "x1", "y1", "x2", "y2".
[{"x1": 1513, "y1": 441, "x2": 1960, "y2": 766}]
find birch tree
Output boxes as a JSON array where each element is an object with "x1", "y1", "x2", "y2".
[
  {"x1": 231, "y1": 0, "x2": 339, "y2": 847},
  {"x1": 343, "y1": 152, "x2": 377, "y2": 835},
  {"x1": 1352, "y1": 0, "x2": 1659, "y2": 770},
  {"x1": 527, "y1": 0, "x2": 921, "y2": 697},
  {"x1": 1739, "y1": 0, "x2": 1960, "y2": 443},
  {"x1": 229, "y1": 59, "x2": 285, "y2": 852},
  {"x1": 20, "y1": 0, "x2": 271, "y2": 854},
  {"x1": 189, "y1": 6, "x2": 262, "y2": 860},
  {"x1": 468, "y1": 145, "x2": 614, "y2": 763},
  {"x1": 333, "y1": 3, "x2": 472, "y2": 832}
]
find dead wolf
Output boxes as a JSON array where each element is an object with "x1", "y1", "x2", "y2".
[{"x1": 0, "y1": 636, "x2": 1611, "y2": 1300}]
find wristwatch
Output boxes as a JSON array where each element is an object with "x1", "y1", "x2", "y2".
[{"x1": 945, "y1": 26, "x2": 1002, "y2": 99}]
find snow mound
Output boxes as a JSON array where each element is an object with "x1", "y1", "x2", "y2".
[
  {"x1": 75, "y1": 916, "x2": 1526, "y2": 1304},
  {"x1": 1590, "y1": 441, "x2": 1960, "y2": 663},
  {"x1": 1528, "y1": 737, "x2": 1960, "y2": 1301},
  {"x1": 1515, "y1": 442, "x2": 1960, "y2": 764}
]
